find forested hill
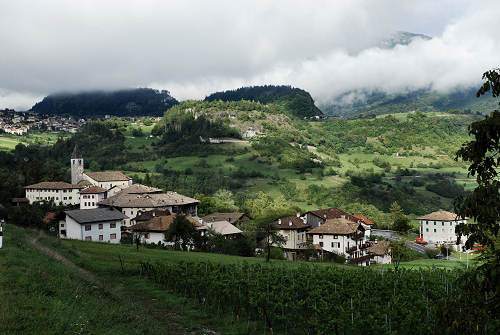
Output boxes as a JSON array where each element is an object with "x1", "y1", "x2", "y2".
[
  {"x1": 31, "y1": 88, "x2": 178, "y2": 117},
  {"x1": 320, "y1": 87, "x2": 497, "y2": 118},
  {"x1": 204, "y1": 85, "x2": 323, "y2": 118}
]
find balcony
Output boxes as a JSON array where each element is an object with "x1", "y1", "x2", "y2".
[
  {"x1": 346, "y1": 245, "x2": 357, "y2": 253},
  {"x1": 351, "y1": 254, "x2": 372, "y2": 264},
  {"x1": 352, "y1": 232, "x2": 365, "y2": 240}
]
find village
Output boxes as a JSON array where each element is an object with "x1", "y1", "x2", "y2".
[{"x1": 15, "y1": 145, "x2": 469, "y2": 266}]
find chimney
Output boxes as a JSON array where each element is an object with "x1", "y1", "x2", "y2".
[
  {"x1": 296, "y1": 212, "x2": 300, "y2": 217},
  {"x1": 289, "y1": 221, "x2": 292, "y2": 226},
  {"x1": 278, "y1": 219, "x2": 282, "y2": 225}
]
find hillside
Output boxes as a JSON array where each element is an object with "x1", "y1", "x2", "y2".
[
  {"x1": 1, "y1": 100, "x2": 482, "y2": 226},
  {"x1": 320, "y1": 87, "x2": 497, "y2": 118},
  {"x1": 31, "y1": 88, "x2": 178, "y2": 117},
  {"x1": 204, "y1": 85, "x2": 323, "y2": 118}
]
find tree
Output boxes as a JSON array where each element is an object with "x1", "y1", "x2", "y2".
[
  {"x1": 213, "y1": 189, "x2": 237, "y2": 212},
  {"x1": 195, "y1": 193, "x2": 217, "y2": 217},
  {"x1": 454, "y1": 68, "x2": 500, "y2": 319},
  {"x1": 389, "y1": 201, "x2": 410, "y2": 233},
  {"x1": 256, "y1": 218, "x2": 286, "y2": 262},
  {"x1": 164, "y1": 214, "x2": 199, "y2": 250},
  {"x1": 389, "y1": 240, "x2": 409, "y2": 271}
]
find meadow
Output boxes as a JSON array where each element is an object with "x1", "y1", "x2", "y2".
[{"x1": 1, "y1": 224, "x2": 489, "y2": 334}]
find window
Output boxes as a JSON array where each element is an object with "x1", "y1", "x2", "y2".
[
  {"x1": 333, "y1": 235, "x2": 338, "y2": 239},
  {"x1": 319, "y1": 234, "x2": 323, "y2": 239},
  {"x1": 319, "y1": 242, "x2": 323, "y2": 247},
  {"x1": 450, "y1": 222, "x2": 453, "y2": 226},
  {"x1": 61, "y1": 223, "x2": 65, "y2": 227},
  {"x1": 338, "y1": 242, "x2": 341, "y2": 248},
  {"x1": 434, "y1": 229, "x2": 437, "y2": 233},
  {"x1": 110, "y1": 223, "x2": 116, "y2": 228},
  {"x1": 85, "y1": 236, "x2": 92, "y2": 241},
  {"x1": 110, "y1": 233, "x2": 116, "y2": 239},
  {"x1": 98, "y1": 223, "x2": 103, "y2": 229},
  {"x1": 331, "y1": 242, "x2": 334, "y2": 247},
  {"x1": 426, "y1": 228, "x2": 429, "y2": 232},
  {"x1": 442, "y1": 222, "x2": 444, "y2": 226},
  {"x1": 99, "y1": 235, "x2": 103, "y2": 241},
  {"x1": 85, "y1": 225, "x2": 91, "y2": 231},
  {"x1": 145, "y1": 233, "x2": 150, "y2": 239}
]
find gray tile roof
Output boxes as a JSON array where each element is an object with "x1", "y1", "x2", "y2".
[{"x1": 65, "y1": 207, "x2": 127, "y2": 224}]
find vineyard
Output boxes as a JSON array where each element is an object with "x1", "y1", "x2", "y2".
[{"x1": 140, "y1": 261, "x2": 495, "y2": 334}]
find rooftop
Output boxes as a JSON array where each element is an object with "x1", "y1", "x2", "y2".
[
  {"x1": 117, "y1": 184, "x2": 163, "y2": 194},
  {"x1": 98, "y1": 191, "x2": 198, "y2": 208},
  {"x1": 210, "y1": 221, "x2": 243, "y2": 235},
  {"x1": 65, "y1": 207, "x2": 127, "y2": 224},
  {"x1": 306, "y1": 207, "x2": 360, "y2": 222},
  {"x1": 85, "y1": 171, "x2": 131, "y2": 182},
  {"x1": 129, "y1": 214, "x2": 202, "y2": 232},
  {"x1": 307, "y1": 218, "x2": 363, "y2": 235},
  {"x1": 202, "y1": 212, "x2": 245, "y2": 224},
  {"x1": 417, "y1": 210, "x2": 466, "y2": 221},
  {"x1": 80, "y1": 186, "x2": 106, "y2": 194},
  {"x1": 273, "y1": 216, "x2": 310, "y2": 230},
  {"x1": 24, "y1": 181, "x2": 83, "y2": 190}
]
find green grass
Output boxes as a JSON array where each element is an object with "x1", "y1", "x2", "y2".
[
  {"x1": 0, "y1": 135, "x2": 21, "y2": 150},
  {"x1": 2, "y1": 225, "x2": 293, "y2": 334}
]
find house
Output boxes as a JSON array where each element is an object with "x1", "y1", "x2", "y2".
[
  {"x1": 307, "y1": 218, "x2": 371, "y2": 266},
  {"x1": 98, "y1": 191, "x2": 199, "y2": 226},
  {"x1": 71, "y1": 145, "x2": 132, "y2": 190},
  {"x1": 60, "y1": 207, "x2": 127, "y2": 243},
  {"x1": 417, "y1": 210, "x2": 467, "y2": 250},
  {"x1": 24, "y1": 181, "x2": 83, "y2": 205},
  {"x1": 79, "y1": 186, "x2": 106, "y2": 209},
  {"x1": 205, "y1": 220, "x2": 242, "y2": 238},
  {"x1": 202, "y1": 212, "x2": 246, "y2": 226},
  {"x1": 303, "y1": 208, "x2": 361, "y2": 228},
  {"x1": 129, "y1": 213, "x2": 203, "y2": 246},
  {"x1": 272, "y1": 215, "x2": 310, "y2": 260},
  {"x1": 367, "y1": 241, "x2": 391, "y2": 265}
]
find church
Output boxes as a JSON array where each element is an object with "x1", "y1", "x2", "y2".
[{"x1": 24, "y1": 145, "x2": 133, "y2": 206}]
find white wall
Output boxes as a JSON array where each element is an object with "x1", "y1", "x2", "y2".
[
  {"x1": 26, "y1": 188, "x2": 80, "y2": 206},
  {"x1": 60, "y1": 216, "x2": 121, "y2": 243},
  {"x1": 80, "y1": 193, "x2": 105, "y2": 209},
  {"x1": 420, "y1": 219, "x2": 467, "y2": 248},
  {"x1": 277, "y1": 229, "x2": 308, "y2": 249},
  {"x1": 82, "y1": 174, "x2": 132, "y2": 190},
  {"x1": 311, "y1": 233, "x2": 368, "y2": 260}
]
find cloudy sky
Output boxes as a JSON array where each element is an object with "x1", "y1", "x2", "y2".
[{"x1": 1, "y1": 0, "x2": 499, "y2": 110}]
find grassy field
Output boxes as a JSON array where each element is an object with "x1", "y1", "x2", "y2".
[
  {"x1": 0, "y1": 135, "x2": 20, "y2": 150},
  {"x1": 1, "y1": 224, "x2": 484, "y2": 334},
  {"x1": 1, "y1": 224, "x2": 288, "y2": 334}
]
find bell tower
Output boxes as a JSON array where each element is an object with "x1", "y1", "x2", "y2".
[{"x1": 71, "y1": 144, "x2": 84, "y2": 184}]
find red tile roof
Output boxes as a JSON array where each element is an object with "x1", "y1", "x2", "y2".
[
  {"x1": 273, "y1": 216, "x2": 310, "y2": 230},
  {"x1": 353, "y1": 214, "x2": 374, "y2": 225}
]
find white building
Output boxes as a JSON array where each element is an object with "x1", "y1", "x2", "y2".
[
  {"x1": 272, "y1": 215, "x2": 310, "y2": 256},
  {"x1": 71, "y1": 144, "x2": 132, "y2": 190},
  {"x1": 367, "y1": 241, "x2": 392, "y2": 265},
  {"x1": 79, "y1": 186, "x2": 107, "y2": 209},
  {"x1": 417, "y1": 210, "x2": 468, "y2": 250},
  {"x1": 307, "y1": 218, "x2": 370, "y2": 266},
  {"x1": 24, "y1": 181, "x2": 83, "y2": 206},
  {"x1": 60, "y1": 207, "x2": 127, "y2": 243}
]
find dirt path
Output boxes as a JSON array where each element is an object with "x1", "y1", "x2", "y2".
[
  {"x1": 26, "y1": 231, "x2": 217, "y2": 334},
  {"x1": 27, "y1": 231, "x2": 100, "y2": 285}
]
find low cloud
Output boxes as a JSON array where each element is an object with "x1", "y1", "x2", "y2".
[{"x1": 0, "y1": 0, "x2": 497, "y2": 109}]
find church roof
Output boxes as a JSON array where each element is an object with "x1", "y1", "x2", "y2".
[
  {"x1": 84, "y1": 171, "x2": 131, "y2": 182},
  {"x1": 71, "y1": 144, "x2": 82, "y2": 159}
]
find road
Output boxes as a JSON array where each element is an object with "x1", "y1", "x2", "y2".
[{"x1": 371, "y1": 229, "x2": 427, "y2": 253}]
